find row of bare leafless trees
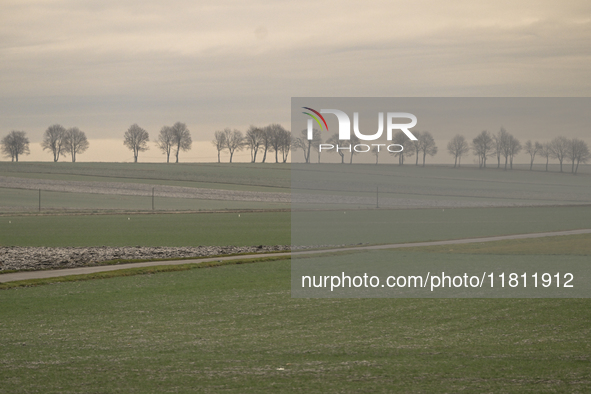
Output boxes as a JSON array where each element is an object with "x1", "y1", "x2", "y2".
[
  {"x1": 0, "y1": 122, "x2": 192, "y2": 163},
  {"x1": 124, "y1": 122, "x2": 192, "y2": 163},
  {"x1": 446, "y1": 129, "x2": 591, "y2": 174},
  {"x1": 0, "y1": 125, "x2": 89, "y2": 162},
  {"x1": 211, "y1": 124, "x2": 291, "y2": 163}
]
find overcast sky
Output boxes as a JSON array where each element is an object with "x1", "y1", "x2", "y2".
[{"x1": 1, "y1": 0, "x2": 590, "y2": 162}]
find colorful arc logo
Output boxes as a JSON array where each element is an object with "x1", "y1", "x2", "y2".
[{"x1": 302, "y1": 107, "x2": 329, "y2": 131}]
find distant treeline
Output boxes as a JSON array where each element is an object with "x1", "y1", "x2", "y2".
[{"x1": 2, "y1": 124, "x2": 589, "y2": 174}]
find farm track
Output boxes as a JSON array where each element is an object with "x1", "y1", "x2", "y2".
[{"x1": 2, "y1": 229, "x2": 590, "y2": 283}]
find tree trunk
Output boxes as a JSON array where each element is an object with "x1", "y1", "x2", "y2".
[
  {"x1": 454, "y1": 156, "x2": 457, "y2": 168},
  {"x1": 422, "y1": 152, "x2": 426, "y2": 166},
  {"x1": 229, "y1": 151, "x2": 233, "y2": 163},
  {"x1": 545, "y1": 157, "x2": 549, "y2": 171}
]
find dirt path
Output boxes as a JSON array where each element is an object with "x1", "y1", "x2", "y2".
[{"x1": 2, "y1": 229, "x2": 589, "y2": 284}]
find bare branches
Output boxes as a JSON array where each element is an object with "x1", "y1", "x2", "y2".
[
  {"x1": 1, "y1": 131, "x2": 30, "y2": 162},
  {"x1": 156, "y1": 126, "x2": 174, "y2": 163},
  {"x1": 472, "y1": 130, "x2": 493, "y2": 168},
  {"x1": 170, "y1": 122, "x2": 192, "y2": 163},
  {"x1": 419, "y1": 131, "x2": 437, "y2": 166},
  {"x1": 244, "y1": 126, "x2": 264, "y2": 163},
  {"x1": 63, "y1": 128, "x2": 89, "y2": 162},
  {"x1": 41, "y1": 124, "x2": 66, "y2": 162},
  {"x1": 549, "y1": 136, "x2": 569, "y2": 173},
  {"x1": 524, "y1": 140, "x2": 542, "y2": 170},
  {"x1": 292, "y1": 129, "x2": 321, "y2": 163},
  {"x1": 212, "y1": 130, "x2": 227, "y2": 163},
  {"x1": 447, "y1": 134, "x2": 469, "y2": 167},
  {"x1": 223, "y1": 128, "x2": 244, "y2": 163},
  {"x1": 123, "y1": 124, "x2": 149, "y2": 163}
]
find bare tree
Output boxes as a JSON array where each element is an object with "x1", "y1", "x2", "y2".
[
  {"x1": 156, "y1": 126, "x2": 174, "y2": 163},
  {"x1": 419, "y1": 131, "x2": 437, "y2": 166},
  {"x1": 524, "y1": 140, "x2": 542, "y2": 170},
  {"x1": 506, "y1": 134, "x2": 521, "y2": 170},
  {"x1": 447, "y1": 134, "x2": 469, "y2": 167},
  {"x1": 124, "y1": 124, "x2": 150, "y2": 163},
  {"x1": 223, "y1": 128, "x2": 244, "y2": 163},
  {"x1": 549, "y1": 136, "x2": 569, "y2": 172},
  {"x1": 407, "y1": 130, "x2": 422, "y2": 165},
  {"x1": 1, "y1": 131, "x2": 30, "y2": 162},
  {"x1": 171, "y1": 122, "x2": 192, "y2": 163},
  {"x1": 244, "y1": 126, "x2": 264, "y2": 163},
  {"x1": 540, "y1": 143, "x2": 552, "y2": 172},
  {"x1": 492, "y1": 129, "x2": 505, "y2": 168},
  {"x1": 266, "y1": 124, "x2": 287, "y2": 163},
  {"x1": 293, "y1": 129, "x2": 321, "y2": 163},
  {"x1": 472, "y1": 130, "x2": 493, "y2": 168},
  {"x1": 326, "y1": 133, "x2": 348, "y2": 164},
  {"x1": 41, "y1": 124, "x2": 66, "y2": 162},
  {"x1": 260, "y1": 126, "x2": 272, "y2": 163},
  {"x1": 211, "y1": 130, "x2": 227, "y2": 163},
  {"x1": 567, "y1": 138, "x2": 590, "y2": 174},
  {"x1": 390, "y1": 131, "x2": 414, "y2": 165},
  {"x1": 63, "y1": 127, "x2": 89, "y2": 162},
  {"x1": 279, "y1": 128, "x2": 292, "y2": 163}
]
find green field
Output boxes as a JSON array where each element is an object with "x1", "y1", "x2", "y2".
[
  {"x1": 0, "y1": 187, "x2": 289, "y2": 212},
  {"x1": 2, "y1": 162, "x2": 591, "y2": 392},
  {"x1": 1, "y1": 248, "x2": 590, "y2": 392},
  {"x1": 1, "y1": 206, "x2": 589, "y2": 247},
  {"x1": 0, "y1": 162, "x2": 291, "y2": 190},
  {"x1": 0, "y1": 211, "x2": 291, "y2": 247},
  {"x1": 2, "y1": 162, "x2": 590, "y2": 213}
]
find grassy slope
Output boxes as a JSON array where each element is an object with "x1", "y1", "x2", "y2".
[{"x1": 1, "y1": 258, "x2": 590, "y2": 393}]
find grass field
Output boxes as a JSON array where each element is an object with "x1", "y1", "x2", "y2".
[
  {"x1": 2, "y1": 162, "x2": 590, "y2": 212},
  {"x1": 0, "y1": 187, "x2": 290, "y2": 212},
  {"x1": 2, "y1": 234, "x2": 591, "y2": 392},
  {"x1": 2, "y1": 162, "x2": 590, "y2": 392},
  {"x1": 0, "y1": 162, "x2": 291, "y2": 190},
  {"x1": 0, "y1": 211, "x2": 291, "y2": 247},
  {"x1": 1, "y1": 206, "x2": 589, "y2": 247}
]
